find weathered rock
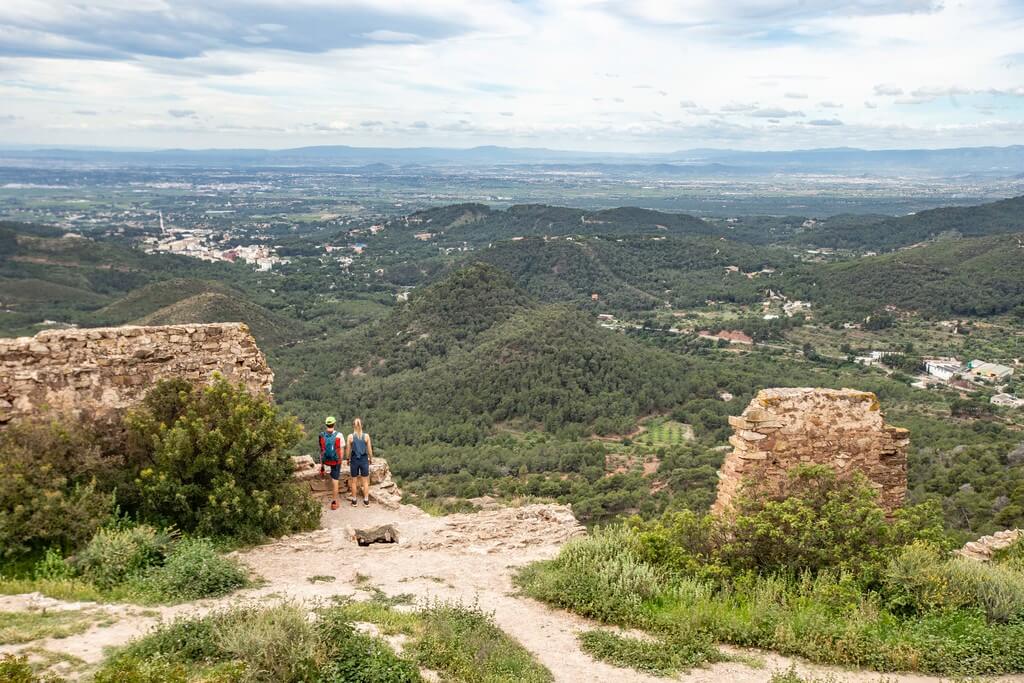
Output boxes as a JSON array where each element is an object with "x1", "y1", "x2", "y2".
[
  {"x1": 416, "y1": 504, "x2": 585, "y2": 554},
  {"x1": 352, "y1": 524, "x2": 401, "y2": 546},
  {"x1": 712, "y1": 388, "x2": 908, "y2": 516},
  {"x1": 958, "y1": 529, "x2": 1023, "y2": 561},
  {"x1": 295, "y1": 456, "x2": 403, "y2": 509},
  {"x1": 0, "y1": 323, "x2": 272, "y2": 423}
]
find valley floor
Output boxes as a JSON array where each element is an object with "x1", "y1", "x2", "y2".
[{"x1": 3, "y1": 502, "x2": 1024, "y2": 683}]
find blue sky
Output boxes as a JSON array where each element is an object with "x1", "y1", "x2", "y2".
[{"x1": 0, "y1": 0, "x2": 1023, "y2": 151}]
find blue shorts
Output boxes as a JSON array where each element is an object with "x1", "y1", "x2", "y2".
[
  {"x1": 350, "y1": 456, "x2": 369, "y2": 478},
  {"x1": 327, "y1": 463, "x2": 342, "y2": 480}
]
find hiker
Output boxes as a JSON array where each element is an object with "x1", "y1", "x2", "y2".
[
  {"x1": 346, "y1": 417, "x2": 374, "y2": 507},
  {"x1": 319, "y1": 416, "x2": 345, "y2": 510}
]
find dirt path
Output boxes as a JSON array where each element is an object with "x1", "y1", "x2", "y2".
[{"x1": 4, "y1": 503, "x2": 1024, "y2": 682}]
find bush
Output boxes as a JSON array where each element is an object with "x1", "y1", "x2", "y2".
[
  {"x1": 132, "y1": 538, "x2": 249, "y2": 603},
  {"x1": 125, "y1": 377, "x2": 320, "y2": 543},
  {"x1": 0, "y1": 654, "x2": 67, "y2": 683},
  {"x1": 98, "y1": 603, "x2": 424, "y2": 683},
  {"x1": 579, "y1": 629, "x2": 720, "y2": 675},
  {"x1": 883, "y1": 543, "x2": 1024, "y2": 622},
  {"x1": 721, "y1": 466, "x2": 946, "y2": 576},
  {"x1": 515, "y1": 526, "x2": 666, "y2": 624},
  {"x1": 0, "y1": 419, "x2": 114, "y2": 559},
  {"x1": 73, "y1": 526, "x2": 173, "y2": 590}
]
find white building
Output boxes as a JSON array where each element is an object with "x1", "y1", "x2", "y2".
[
  {"x1": 992, "y1": 394, "x2": 1024, "y2": 408},
  {"x1": 925, "y1": 359, "x2": 962, "y2": 381},
  {"x1": 966, "y1": 360, "x2": 1014, "y2": 383}
]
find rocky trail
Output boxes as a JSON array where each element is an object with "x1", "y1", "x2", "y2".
[{"x1": 3, "y1": 502, "x2": 1023, "y2": 682}]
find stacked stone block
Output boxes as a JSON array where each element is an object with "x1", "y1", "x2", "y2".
[
  {"x1": 0, "y1": 323, "x2": 273, "y2": 423},
  {"x1": 712, "y1": 387, "x2": 909, "y2": 515}
]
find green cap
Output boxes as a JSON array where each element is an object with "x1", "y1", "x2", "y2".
[{"x1": 325, "y1": 416, "x2": 336, "y2": 426}]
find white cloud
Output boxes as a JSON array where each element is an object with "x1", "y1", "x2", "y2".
[{"x1": 0, "y1": 0, "x2": 1022, "y2": 150}]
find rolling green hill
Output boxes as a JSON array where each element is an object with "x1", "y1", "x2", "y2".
[
  {"x1": 93, "y1": 278, "x2": 245, "y2": 324},
  {"x1": 134, "y1": 292, "x2": 306, "y2": 348},
  {"x1": 784, "y1": 233, "x2": 1024, "y2": 317},
  {"x1": 475, "y1": 235, "x2": 791, "y2": 310},
  {"x1": 404, "y1": 203, "x2": 721, "y2": 243},
  {"x1": 797, "y1": 195, "x2": 1024, "y2": 250}
]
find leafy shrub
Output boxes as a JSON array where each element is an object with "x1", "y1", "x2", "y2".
[
  {"x1": 721, "y1": 466, "x2": 947, "y2": 576},
  {"x1": 412, "y1": 601, "x2": 552, "y2": 683},
  {"x1": 73, "y1": 526, "x2": 172, "y2": 590},
  {"x1": 883, "y1": 543, "x2": 1024, "y2": 622},
  {"x1": 125, "y1": 377, "x2": 320, "y2": 543},
  {"x1": 0, "y1": 654, "x2": 67, "y2": 683},
  {"x1": 0, "y1": 419, "x2": 114, "y2": 559},
  {"x1": 579, "y1": 629, "x2": 720, "y2": 675},
  {"x1": 98, "y1": 602, "x2": 423, "y2": 683},
  {"x1": 212, "y1": 603, "x2": 319, "y2": 681},
  {"x1": 33, "y1": 548, "x2": 75, "y2": 581},
  {"x1": 132, "y1": 538, "x2": 249, "y2": 603},
  {"x1": 318, "y1": 616, "x2": 421, "y2": 683},
  {"x1": 515, "y1": 526, "x2": 666, "y2": 623}
]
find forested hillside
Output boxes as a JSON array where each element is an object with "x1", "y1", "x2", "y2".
[
  {"x1": 476, "y1": 235, "x2": 789, "y2": 310},
  {"x1": 784, "y1": 233, "x2": 1024, "y2": 318},
  {"x1": 797, "y1": 195, "x2": 1024, "y2": 250}
]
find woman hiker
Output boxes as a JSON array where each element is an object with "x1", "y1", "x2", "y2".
[
  {"x1": 346, "y1": 417, "x2": 374, "y2": 506},
  {"x1": 319, "y1": 416, "x2": 344, "y2": 510}
]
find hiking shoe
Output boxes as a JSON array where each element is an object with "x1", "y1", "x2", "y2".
[
  {"x1": 350, "y1": 497, "x2": 358, "y2": 507},
  {"x1": 330, "y1": 500, "x2": 338, "y2": 510},
  {"x1": 319, "y1": 467, "x2": 325, "y2": 479},
  {"x1": 363, "y1": 498, "x2": 369, "y2": 507}
]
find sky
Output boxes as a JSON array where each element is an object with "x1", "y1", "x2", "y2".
[{"x1": 1, "y1": 0, "x2": 1024, "y2": 151}]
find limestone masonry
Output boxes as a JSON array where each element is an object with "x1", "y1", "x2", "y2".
[
  {"x1": 0, "y1": 323, "x2": 273, "y2": 423},
  {"x1": 712, "y1": 387, "x2": 909, "y2": 515}
]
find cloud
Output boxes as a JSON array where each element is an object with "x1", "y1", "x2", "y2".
[
  {"x1": 0, "y1": 2, "x2": 473, "y2": 60},
  {"x1": 720, "y1": 101, "x2": 760, "y2": 112},
  {"x1": 864, "y1": 101, "x2": 877, "y2": 109},
  {"x1": 808, "y1": 118, "x2": 844, "y2": 126},
  {"x1": 0, "y1": 114, "x2": 19, "y2": 124},
  {"x1": 784, "y1": 92, "x2": 808, "y2": 99},
  {"x1": 874, "y1": 84, "x2": 904, "y2": 96},
  {"x1": 679, "y1": 100, "x2": 697, "y2": 108},
  {"x1": 73, "y1": 109, "x2": 97, "y2": 115},
  {"x1": 168, "y1": 109, "x2": 197, "y2": 118},
  {"x1": 361, "y1": 30, "x2": 421, "y2": 42},
  {"x1": 819, "y1": 100, "x2": 843, "y2": 108},
  {"x1": 360, "y1": 120, "x2": 384, "y2": 127},
  {"x1": 749, "y1": 107, "x2": 804, "y2": 118}
]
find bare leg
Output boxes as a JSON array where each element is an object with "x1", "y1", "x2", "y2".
[
  {"x1": 361, "y1": 476, "x2": 370, "y2": 502},
  {"x1": 332, "y1": 478, "x2": 339, "y2": 501},
  {"x1": 348, "y1": 473, "x2": 357, "y2": 502}
]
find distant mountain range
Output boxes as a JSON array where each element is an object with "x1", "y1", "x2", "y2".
[{"x1": 2, "y1": 143, "x2": 1023, "y2": 177}]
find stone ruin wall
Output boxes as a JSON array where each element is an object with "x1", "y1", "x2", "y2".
[
  {"x1": 0, "y1": 323, "x2": 273, "y2": 424},
  {"x1": 712, "y1": 387, "x2": 909, "y2": 515}
]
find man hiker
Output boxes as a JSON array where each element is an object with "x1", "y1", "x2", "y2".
[
  {"x1": 346, "y1": 417, "x2": 373, "y2": 506},
  {"x1": 319, "y1": 416, "x2": 344, "y2": 510}
]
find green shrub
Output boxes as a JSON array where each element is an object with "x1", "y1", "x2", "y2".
[
  {"x1": 125, "y1": 377, "x2": 320, "y2": 543},
  {"x1": 33, "y1": 549, "x2": 75, "y2": 581},
  {"x1": 579, "y1": 629, "x2": 720, "y2": 676},
  {"x1": 0, "y1": 416, "x2": 126, "y2": 560},
  {"x1": 132, "y1": 538, "x2": 249, "y2": 603},
  {"x1": 515, "y1": 526, "x2": 666, "y2": 624},
  {"x1": 0, "y1": 654, "x2": 67, "y2": 683},
  {"x1": 317, "y1": 616, "x2": 421, "y2": 683},
  {"x1": 883, "y1": 543, "x2": 1024, "y2": 622},
  {"x1": 412, "y1": 601, "x2": 552, "y2": 683},
  {"x1": 73, "y1": 526, "x2": 172, "y2": 590},
  {"x1": 212, "y1": 603, "x2": 319, "y2": 682}
]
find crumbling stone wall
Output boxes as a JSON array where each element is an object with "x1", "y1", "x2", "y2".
[
  {"x1": 712, "y1": 388, "x2": 909, "y2": 515},
  {"x1": 0, "y1": 323, "x2": 273, "y2": 423}
]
